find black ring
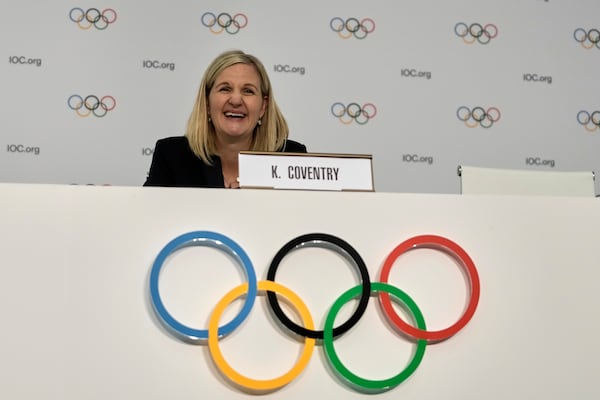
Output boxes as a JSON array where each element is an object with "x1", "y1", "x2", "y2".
[
  {"x1": 591, "y1": 111, "x2": 600, "y2": 126},
  {"x1": 471, "y1": 106, "x2": 486, "y2": 122},
  {"x1": 345, "y1": 18, "x2": 361, "y2": 33},
  {"x1": 346, "y1": 102, "x2": 362, "y2": 118},
  {"x1": 84, "y1": 95, "x2": 100, "y2": 111},
  {"x1": 85, "y1": 8, "x2": 101, "y2": 23},
  {"x1": 266, "y1": 233, "x2": 371, "y2": 340},
  {"x1": 469, "y1": 23, "x2": 484, "y2": 38},
  {"x1": 588, "y1": 29, "x2": 600, "y2": 44},
  {"x1": 217, "y1": 12, "x2": 232, "y2": 28}
]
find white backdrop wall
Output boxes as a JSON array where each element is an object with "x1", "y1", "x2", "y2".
[{"x1": 1, "y1": 0, "x2": 599, "y2": 194}]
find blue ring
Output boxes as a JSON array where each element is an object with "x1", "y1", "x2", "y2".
[
  {"x1": 149, "y1": 231, "x2": 257, "y2": 342},
  {"x1": 67, "y1": 94, "x2": 83, "y2": 110}
]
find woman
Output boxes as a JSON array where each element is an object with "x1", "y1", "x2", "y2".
[{"x1": 144, "y1": 49, "x2": 307, "y2": 188}]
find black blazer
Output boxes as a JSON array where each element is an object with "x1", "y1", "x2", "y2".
[{"x1": 143, "y1": 136, "x2": 307, "y2": 187}]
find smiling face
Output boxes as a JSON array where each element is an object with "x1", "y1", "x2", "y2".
[{"x1": 207, "y1": 63, "x2": 267, "y2": 147}]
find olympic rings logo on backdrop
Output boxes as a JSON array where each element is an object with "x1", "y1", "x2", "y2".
[
  {"x1": 149, "y1": 231, "x2": 480, "y2": 394},
  {"x1": 330, "y1": 17, "x2": 375, "y2": 39},
  {"x1": 456, "y1": 106, "x2": 501, "y2": 128},
  {"x1": 454, "y1": 22, "x2": 498, "y2": 45},
  {"x1": 331, "y1": 102, "x2": 377, "y2": 125},
  {"x1": 69, "y1": 8, "x2": 117, "y2": 30},
  {"x1": 67, "y1": 95, "x2": 116, "y2": 118},
  {"x1": 201, "y1": 12, "x2": 248, "y2": 35},
  {"x1": 576, "y1": 110, "x2": 600, "y2": 132},
  {"x1": 573, "y1": 28, "x2": 600, "y2": 50}
]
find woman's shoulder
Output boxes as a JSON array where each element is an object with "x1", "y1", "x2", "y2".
[
  {"x1": 281, "y1": 139, "x2": 307, "y2": 153},
  {"x1": 154, "y1": 136, "x2": 193, "y2": 154},
  {"x1": 155, "y1": 135, "x2": 189, "y2": 148}
]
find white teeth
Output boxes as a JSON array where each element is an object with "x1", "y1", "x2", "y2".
[{"x1": 225, "y1": 112, "x2": 245, "y2": 118}]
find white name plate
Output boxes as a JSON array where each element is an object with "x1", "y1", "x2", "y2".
[{"x1": 238, "y1": 151, "x2": 374, "y2": 191}]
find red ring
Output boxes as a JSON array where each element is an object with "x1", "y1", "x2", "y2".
[{"x1": 378, "y1": 235, "x2": 480, "y2": 342}]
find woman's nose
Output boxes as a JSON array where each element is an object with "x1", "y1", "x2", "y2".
[{"x1": 227, "y1": 90, "x2": 243, "y2": 105}]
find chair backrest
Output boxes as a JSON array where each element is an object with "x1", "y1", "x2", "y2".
[{"x1": 458, "y1": 165, "x2": 596, "y2": 197}]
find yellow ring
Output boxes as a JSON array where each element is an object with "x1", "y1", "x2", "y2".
[
  {"x1": 581, "y1": 41, "x2": 594, "y2": 50},
  {"x1": 338, "y1": 115, "x2": 354, "y2": 125},
  {"x1": 209, "y1": 25, "x2": 225, "y2": 35},
  {"x1": 464, "y1": 119, "x2": 478, "y2": 128},
  {"x1": 207, "y1": 280, "x2": 315, "y2": 392},
  {"x1": 77, "y1": 21, "x2": 93, "y2": 30},
  {"x1": 462, "y1": 35, "x2": 477, "y2": 45},
  {"x1": 337, "y1": 30, "x2": 353, "y2": 39},
  {"x1": 75, "y1": 107, "x2": 92, "y2": 118}
]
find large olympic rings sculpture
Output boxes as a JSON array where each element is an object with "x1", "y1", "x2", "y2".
[
  {"x1": 69, "y1": 8, "x2": 117, "y2": 30},
  {"x1": 68, "y1": 95, "x2": 116, "y2": 118},
  {"x1": 149, "y1": 231, "x2": 480, "y2": 393}
]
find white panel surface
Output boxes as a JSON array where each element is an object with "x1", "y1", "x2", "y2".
[{"x1": 1, "y1": 183, "x2": 599, "y2": 399}]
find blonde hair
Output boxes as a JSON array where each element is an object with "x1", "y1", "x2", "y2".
[{"x1": 185, "y1": 49, "x2": 289, "y2": 164}]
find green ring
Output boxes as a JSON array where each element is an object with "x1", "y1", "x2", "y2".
[{"x1": 323, "y1": 282, "x2": 427, "y2": 393}]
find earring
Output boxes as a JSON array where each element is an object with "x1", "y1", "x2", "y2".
[
  {"x1": 208, "y1": 116, "x2": 211, "y2": 122},
  {"x1": 257, "y1": 118, "x2": 262, "y2": 126}
]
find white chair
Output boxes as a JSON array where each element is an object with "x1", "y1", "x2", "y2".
[{"x1": 458, "y1": 165, "x2": 596, "y2": 197}]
